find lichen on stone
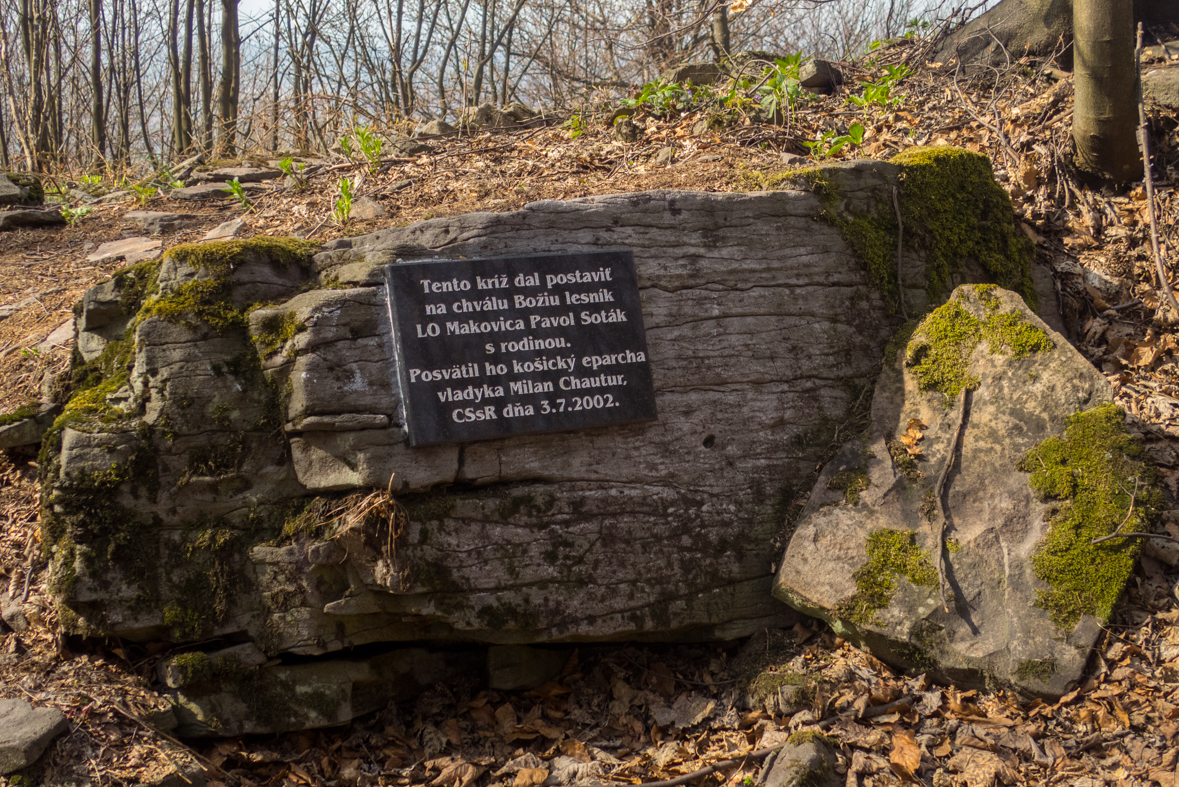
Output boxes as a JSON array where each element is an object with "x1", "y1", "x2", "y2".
[
  {"x1": 837, "y1": 529, "x2": 937, "y2": 625},
  {"x1": 1019, "y1": 403, "x2": 1162, "y2": 629},
  {"x1": 252, "y1": 310, "x2": 306, "y2": 359},
  {"x1": 905, "y1": 286, "x2": 1053, "y2": 398}
]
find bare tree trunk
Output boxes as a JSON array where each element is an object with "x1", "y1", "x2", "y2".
[
  {"x1": 1072, "y1": 0, "x2": 1141, "y2": 181},
  {"x1": 131, "y1": 0, "x2": 158, "y2": 167},
  {"x1": 196, "y1": 0, "x2": 213, "y2": 154},
  {"x1": 709, "y1": 3, "x2": 729, "y2": 62},
  {"x1": 89, "y1": 0, "x2": 105, "y2": 167},
  {"x1": 217, "y1": 0, "x2": 239, "y2": 155},
  {"x1": 270, "y1": 0, "x2": 280, "y2": 151},
  {"x1": 167, "y1": 0, "x2": 194, "y2": 156}
]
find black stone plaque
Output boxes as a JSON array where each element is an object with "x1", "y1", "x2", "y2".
[{"x1": 385, "y1": 250, "x2": 658, "y2": 446}]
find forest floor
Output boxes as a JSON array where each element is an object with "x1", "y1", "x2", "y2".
[{"x1": 4, "y1": 37, "x2": 1179, "y2": 787}]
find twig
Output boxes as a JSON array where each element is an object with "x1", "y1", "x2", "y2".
[
  {"x1": 1090, "y1": 478, "x2": 1139, "y2": 544},
  {"x1": 891, "y1": 185, "x2": 907, "y2": 320},
  {"x1": 632, "y1": 745, "x2": 778, "y2": 787},
  {"x1": 1136, "y1": 22, "x2": 1179, "y2": 319},
  {"x1": 932, "y1": 390, "x2": 970, "y2": 612},
  {"x1": 1091, "y1": 531, "x2": 1179, "y2": 545},
  {"x1": 108, "y1": 704, "x2": 228, "y2": 779},
  {"x1": 816, "y1": 694, "x2": 916, "y2": 729}
]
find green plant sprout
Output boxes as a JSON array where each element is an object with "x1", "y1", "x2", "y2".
[
  {"x1": 223, "y1": 177, "x2": 253, "y2": 212},
  {"x1": 278, "y1": 157, "x2": 308, "y2": 191},
  {"x1": 562, "y1": 111, "x2": 585, "y2": 139},
  {"x1": 803, "y1": 122, "x2": 865, "y2": 160},
  {"x1": 354, "y1": 125, "x2": 383, "y2": 172},
  {"x1": 332, "y1": 177, "x2": 353, "y2": 225},
  {"x1": 339, "y1": 133, "x2": 354, "y2": 159},
  {"x1": 758, "y1": 54, "x2": 811, "y2": 123},
  {"x1": 60, "y1": 205, "x2": 93, "y2": 226},
  {"x1": 159, "y1": 168, "x2": 184, "y2": 189},
  {"x1": 847, "y1": 64, "x2": 913, "y2": 114},
  {"x1": 129, "y1": 182, "x2": 157, "y2": 206},
  {"x1": 79, "y1": 174, "x2": 103, "y2": 187},
  {"x1": 621, "y1": 79, "x2": 704, "y2": 115}
]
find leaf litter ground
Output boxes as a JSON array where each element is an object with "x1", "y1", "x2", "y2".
[{"x1": 6, "y1": 37, "x2": 1179, "y2": 787}]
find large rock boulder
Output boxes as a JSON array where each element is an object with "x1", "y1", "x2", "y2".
[
  {"x1": 43, "y1": 149, "x2": 1042, "y2": 732},
  {"x1": 774, "y1": 285, "x2": 1161, "y2": 697},
  {"x1": 934, "y1": 0, "x2": 1179, "y2": 69}
]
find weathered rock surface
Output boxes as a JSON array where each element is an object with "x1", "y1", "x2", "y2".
[
  {"x1": 46, "y1": 150, "x2": 1041, "y2": 733},
  {"x1": 799, "y1": 59, "x2": 843, "y2": 92},
  {"x1": 0, "y1": 698, "x2": 68, "y2": 774},
  {"x1": 935, "y1": 0, "x2": 1072, "y2": 69},
  {"x1": 0, "y1": 173, "x2": 43, "y2": 206},
  {"x1": 86, "y1": 236, "x2": 163, "y2": 265},
  {"x1": 203, "y1": 218, "x2": 246, "y2": 240},
  {"x1": 488, "y1": 645, "x2": 569, "y2": 691},
  {"x1": 386, "y1": 136, "x2": 432, "y2": 157},
  {"x1": 661, "y1": 62, "x2": 723, "y2": 85},
  {"x1": 0, "y1": 208, "x2": 65, "y2": 231},
  {"x1": 350, "y1": 195, "x2": 387, "y2": 220},
  {"x1": 415, "y1": 119, "x2": 456, "y2": 137},
  {"x1": 764, "y1": 737, "x2": 838, "y2": 787},
  {"x1": 164, "y1": 646, "x2": 480, "y2": 736},
  {"x1": 0, "y1": 403, "x2": 61, "y2": 449},
  {"x1": 774, "y1": 285, "x2": 1151, "y2": 697},
  {"x1": 125, "y1": 210, "x2": 204, "y2": 235},
  {"x1": 189, "y1": 166, "x2": 282, "y2": 184},
  {"x1": 1144, "y1": 65, "x2": 1179, "y2": 110},
  {"x1": 170, "y1": 182, "x2": 264, "y2": 201}
]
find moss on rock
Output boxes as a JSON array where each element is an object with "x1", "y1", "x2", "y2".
[
  {"x1": 905, "y1": 285, "x2": 1053, "y2": 398},
  {"x1": 837, "y1": 529, "x2": 937, "y2": 625},
  {"x1": 1019, "y1": 403, "x2": 1162, "y2": 629}
]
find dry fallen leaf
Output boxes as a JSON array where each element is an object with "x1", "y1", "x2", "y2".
[
  {"x1": 513, "y1": 768, "x2": 549, "y2": 787},
  {"x1": 889, "y1": 728, "x2": 922, "y2": 780}
]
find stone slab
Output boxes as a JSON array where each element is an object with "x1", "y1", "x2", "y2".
[
  {"x1": 0, "y1": 698, "x2": 68, "y2": 775},
  {"x1": 87, "y1": 236, "x2": 162, "y2": 265},
  {"x1": 124, "y1": 211, "x2": 204, "y2": 235},
  {"x1": 0, "y1": 209, "x2": 65, "y2": 231}
]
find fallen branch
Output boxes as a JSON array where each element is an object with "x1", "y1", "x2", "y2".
[
  {"x1": 1135, "y1": 23, "x2": 1179, "y2": 319},
  {"x1": 109, "y1": 703, "x2": 228, "y2": 780},
  {"x1": 1090, "y1": 478, "x2": 1139, "y2": 545}
]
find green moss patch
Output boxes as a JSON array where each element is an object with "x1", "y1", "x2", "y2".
[
  {"x1": 890, "y1": 147, "x2": 1035, "y2": 305},
  {"x1": 1019, "y1": 403, "x2": 1162, "y2": 629},
  {"x1": 837, "y1": 529, "x2": 937, "y2": 625},
  {"x1": 905, "y1": 286, "x2": 1053, "y2": 398},
  {"x1": 828, "y1": 467, "x2": 870, "y2": 505},
  {"x1": 252, "y1": 311, "x2": 306, "y2": 359},
  {"x1": 747, "y1": 148, "x2": 1036, "y2": 313},
  {"x1": 0, "y1": 402, "x2": 40, "y2": 427},
  {"x1": 138, "y1": 238, "x2": 316, "y2": 336}
]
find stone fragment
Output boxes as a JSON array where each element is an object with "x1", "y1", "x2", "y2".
[
  {"x1": 655, "y1": 146, "x2": 675, "y2": 165},
  {"x1": 0, "y1": 208, "x2": 65, "y2": 231},
  {"x1": 0, "y1": 173, "x2": 43, "y2": 205},
  {"x1": 386, "y1": 136, "x2": 432, "y2": 157},
  {"x1": 614, "y1": 116, "x2": 641, "y2": 143},
  {"x1": 1144, "y1": 65, "x2": 1179, "y2": 110},
  {"x1": 416, "y1": 119, "x2": 456, "y2": 137},
  {"x1": 35, "y1": 318, "x2": 75, "y2": 353},
  {"x1": 190, "y1": 166, "x2": 281, "y2": 183},
  {"x1": 661, "y1": 62, "x2": 723, "y2": 85},
  {"x1": 94, "y1": 190, "x2": 132, "y2": 204},
  {"x1": 124, "y1": 210, "x2": 203, "y2": 235},
  {"x1": 764, "y1": 738, "x2": 837, "y2": 787},
  {"x1": 202, "y1": 218, "x2": 246, "y2": 240},
  {"x1": 170, "y1": 182, "x2": 263, "y2": 201},
  {"x1": 389, "y1": 178, "x2": 414, "y2": 192},
  {"x1": 487, "y1": 645, "x2": 569, "y2": 691},
  {"x1": 458, "y1": 102, "x2": 512, "y2": 130},
  {"x1": 350, "y1": 196, "x2": 387, "y2": 220},
  {"x1": 798, "y1": 59, "x2": 843, "y2": 91},
  {"x1": 0, "y1": 174, "x2": 23, "y2": 205},
  {"x1": 502, "y1": 102, "x2": 537, "y2": 122},
  {"x1": 774, "y1": 285, "x2": 1138, "y2": 697},
  {"x1": 86, "y1": 236, "x2": 162, "y2": 265},
  {"x1": 169, "y1": 648, "x2": 481, "y2": 736},
  {"x1": 0, "y1": 403, "x2": 61, "y2": 449},
  {"x1": 0, "y1": 698, "x2": 68, "y2": 775}
]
